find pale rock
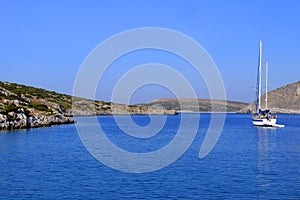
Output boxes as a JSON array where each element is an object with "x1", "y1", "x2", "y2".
[
  {"x1": 17, "y1": 108, "x2": 25, "y2": 113},
  {"x1": 16, "y1": 113, "x2": 27, "y2": 120},
  {"x1": 0, "y1": 114, "x2": 7, "y2": 122},
  {"x1": 13, "y1": 100, "x2": 20, "y2": 106},
  {"x1": 8, "y1": 112, "x2": 16, "y2": 118}
]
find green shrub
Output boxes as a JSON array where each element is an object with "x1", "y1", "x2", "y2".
[
  {"x1": 28, "y1": 102, "x2": 52, "y2": 112},
  {"x1": 58, "y1": 101, "x2": 71, "y2": 112},
  {"x1": 1, "y1": 104, "x2": 19, "y2": 114}
]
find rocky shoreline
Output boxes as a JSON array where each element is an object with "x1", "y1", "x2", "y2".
[
  {"x1": 0, "y1": 98, "x2": 177, "y2": 131},
  {"x1": 0, "y1": 111, "x2": 75, "y2": 131},
  {"x1": 0, "y1": 110, "x2": 177, "y2": 131}
]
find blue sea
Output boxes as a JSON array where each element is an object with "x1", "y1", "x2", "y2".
[{"x1": 1, "y1": 114, "x2": 300, "y2": 199}]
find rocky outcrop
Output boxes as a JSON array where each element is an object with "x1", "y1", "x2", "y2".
[
  {"x1": 0, "y1": 81, "x2": 177, "y2": 130},
  {"x1": 0, "y1": 111, "x2": 75, "y2": 130},
  {"x1": 0, "y1": 81, "x2": 76, "y2": 130}
]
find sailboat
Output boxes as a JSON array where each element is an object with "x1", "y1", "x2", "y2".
[{"x1": 251, "y1": 40, "x2": 284, "y2": 127}]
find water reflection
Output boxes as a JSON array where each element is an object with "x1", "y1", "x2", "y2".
[{"x1": 256, "y1": 127, "x2": 277, "y2": 198}]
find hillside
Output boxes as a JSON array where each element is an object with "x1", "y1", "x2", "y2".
[
  {"x1": 0, "y1": 81, "x2": 176, "y2": 130},
  {"x1": 148, "y1": 98, "x2": 248, "y2": 113},
  {"x1": 0, "y1": 81, "x2": 75, "y2": 130},
  {"x1": 239, "y1": 80, "x2": 300, "y2": 113}
]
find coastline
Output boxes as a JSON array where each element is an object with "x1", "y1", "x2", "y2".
[
  {"x1": 0, "y1": 110, "x2": 178, "y2": 131},
  {"x1": 2, "y1": 111, "x2": 299, "y2": 131},
  {"x1": 0, "y1": 113, "x2": 75, "y2": 131},
  {"x1": 1, "y1": 80, "x2": 299, "y2": 131}
]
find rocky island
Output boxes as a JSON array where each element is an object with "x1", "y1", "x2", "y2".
[
  {"x1": 0, "y1": 81, "x2": 176, "y2": 130},
  {"x1": 0, "y1": 81, "x2": 75, "y2": 130}
]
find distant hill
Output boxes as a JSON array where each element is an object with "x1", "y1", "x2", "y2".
[
  {"x1": 239, "y1": 80, "x2": 300, "y2": 113},
  {"x1": 148, "y1": 98, "x2": 248, "y2": 113}
]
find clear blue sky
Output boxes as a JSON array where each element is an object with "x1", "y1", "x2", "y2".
[{"x1": 0, "y1": 0, "x2": 299, "y2": 103}]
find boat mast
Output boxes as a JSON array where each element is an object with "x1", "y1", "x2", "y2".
[
  {"x1": 258, "y1": 40, "x2": 262, "y2": 113},
  {"x1": 265, "y1": 60, "x2": 268, "y2": 110}
]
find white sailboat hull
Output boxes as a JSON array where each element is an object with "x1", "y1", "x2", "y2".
[{"x1": 252, "y1": 118, "x2": 277, "y2": 126}]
